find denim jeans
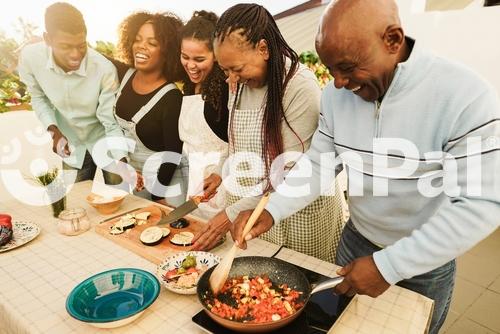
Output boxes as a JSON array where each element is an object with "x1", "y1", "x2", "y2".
[
  {"x1": 335, "y1": 220, "x2": 456, "y2": 334},
  {"x1": 62, "y1": 151, "x2": 122, "y2": 185}
]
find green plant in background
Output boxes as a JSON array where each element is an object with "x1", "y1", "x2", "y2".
[
  {"x1": 0, "y1": 17, "x2": 118, "y2": 113},
  {"x1": 0, "y1": 30, "x2": 24, "y2": 113},
  {"x1": 0, "y1": 74, "x2": 30, "y2": 113},
  {"x1": 93, "y1": 40, "x2": 117, "y2": 58},
  {"x1": 0, "y1": 33, "x2": 19, "y2": 73},
  {"x1": 299, "y1": 50, "x2": 333, "y2": 88},
  {"x1": 0, "y1": 19, "x2": 35, "y2": 113}
]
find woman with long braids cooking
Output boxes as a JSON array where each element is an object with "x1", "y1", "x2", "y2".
[{"x1": 192, "y1": 4, "x2": 345, "y2": 263}]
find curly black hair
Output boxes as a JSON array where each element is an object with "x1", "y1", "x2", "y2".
[
  {"x1": 180, "y1": 10, "x2": 227, "y2": 120},
  {"x1": 117, "y1": 11, "x2": 187, "y2": 83}
]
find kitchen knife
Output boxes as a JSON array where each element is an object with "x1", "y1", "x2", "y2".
[
  {"x1": 98, "y1": 207, "x2": 142, "y2": 224},
  {"x1": 157, "y1": 196, "x2": 203, "y2": 226}
]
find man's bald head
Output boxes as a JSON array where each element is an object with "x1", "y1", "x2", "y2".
[
  {"x1": 317, "y1": 0, "x2": 400, "y2": 49},
  {"x1": 315, "y1": 0, "x2": 409, "y2": 102}
]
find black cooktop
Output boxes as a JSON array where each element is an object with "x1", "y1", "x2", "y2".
[{"x1": 192, "y1": 257, "x2": 350, "y2": 334}]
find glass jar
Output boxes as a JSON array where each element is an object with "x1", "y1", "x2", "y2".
[{"x1": 57, "y1": 207, "x2": 90, "y2": 236}]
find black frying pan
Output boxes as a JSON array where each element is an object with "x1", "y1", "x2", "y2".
[{"x1": 197, "y1": 256, "x2": 343, "y2": 333}]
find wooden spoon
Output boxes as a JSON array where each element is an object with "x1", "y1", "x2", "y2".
[{"x1": 209, "y1": 192, "x2": 270, "y2": 294}]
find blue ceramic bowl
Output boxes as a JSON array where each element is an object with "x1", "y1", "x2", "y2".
[{"x1": 66, "y1": 268, "x2": 160, "y2": 328}]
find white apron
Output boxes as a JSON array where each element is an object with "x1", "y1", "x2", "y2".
[
  {"x1": 114, "y1": 68, "x2": 186, "y2": 206},
  {"x1": 178, "y1": 94, "x2": 229, "y2": 220}
]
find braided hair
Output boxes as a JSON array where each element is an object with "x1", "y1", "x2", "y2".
[
  {"x1": 117, "y1": 11, "x2": 186, "y2": 83},
  {"x1": 214, "y1": 4, "x2": 303, "y2": 183},
  {"x1": 180, "y1": 10, "x2": 227, "y2": 120}
]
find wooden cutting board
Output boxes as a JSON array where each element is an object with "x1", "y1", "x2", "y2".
[{"x1": 94, "y1": 204, "x2": 207, "y2": 264}]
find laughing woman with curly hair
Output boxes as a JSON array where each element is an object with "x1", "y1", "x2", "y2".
[{"x1": 112, "y1": 11, "x2": 187, "y2": 206}]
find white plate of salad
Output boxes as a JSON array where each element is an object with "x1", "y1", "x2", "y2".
[{"x1": 156, "y1": 251, "x2": 221, "y2": 295}]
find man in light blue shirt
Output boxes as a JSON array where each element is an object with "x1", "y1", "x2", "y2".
[{"x1": 18, "y1": 2, "x2": 127, "y2": 184}]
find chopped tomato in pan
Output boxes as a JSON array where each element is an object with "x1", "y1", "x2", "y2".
[{"x1": 206, "y1": 275, "x2": 303, "y2": 323}]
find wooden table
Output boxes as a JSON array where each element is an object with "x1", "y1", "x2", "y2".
[{"x1": 0, "y1": 181, "x2": 433, "y2": 334}]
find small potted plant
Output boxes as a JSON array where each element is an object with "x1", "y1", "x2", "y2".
[{"x1": 34, "y1": 167, "x2": 67, "y2": 218}]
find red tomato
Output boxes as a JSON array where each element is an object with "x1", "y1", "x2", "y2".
[
  {"x1": 164, "y1": 269, "x2": 178, "y2": 279},
  {"x1": 208, "y1": 274, "x2": 303, "y2": 324},
  {"x1": 0, "y1": 214, "x2": 12, "y2": 229},
  {"x1": 186, "y1": 267, "x2": 198, "y2": 274}
]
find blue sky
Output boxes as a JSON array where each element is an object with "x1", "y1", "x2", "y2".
[{"x1": 0, "y1": 0, "x2": 306, "y2": 43}]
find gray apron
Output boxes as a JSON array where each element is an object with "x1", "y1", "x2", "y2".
[{"x1": 227, "y1": 82, "x2": 345, "y2": 263}]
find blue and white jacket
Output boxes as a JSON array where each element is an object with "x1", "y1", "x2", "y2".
[{"x1": 266, "y1": 41, "x2": 500, "y2": 284}]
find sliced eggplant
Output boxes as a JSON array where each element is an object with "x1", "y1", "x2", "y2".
[
  {"x1": 170, "y1": 231, "x2": 194, "y2": 246},
  {"x1": 134, "y1": 212, "x2": 151, "y2": 226},
  {"x1": 134, "y1": 211, "x2": 151, "y2": 221},
  {"x1": 109, "y1": 226, "x2": 124, "y2": 235},
  {"x1": 114, "y1": 214, "x2": 136, "y2": 230},
  {"x1": 140, "y1": 226, "x2": 164, "y2": 246},
  {"x1": 161, "y1": 227, "x2": 170, "y2": 238},
  {"x1": 136, "y1": 219, "x2": 147, "y2": 226},
  {"x1": 170, "y1": 218, "x2": 189, "y2": 229}
]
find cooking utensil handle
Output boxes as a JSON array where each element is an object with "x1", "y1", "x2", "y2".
[
  {"x1": 191, "y1": 195, "x2": 204, "y2": 205},
  {"x1": 310, "y1": 276, "x2": 344, "y2": 294},
  {"x1": 98, "y1": 207, "x2": 142, "y2": 224},
  {"x1": 209, "y1": 192, "x2": 270, "y2": 294},
  {"x1": 241, "y1": 192, "x2": 270, "y2": 239}
]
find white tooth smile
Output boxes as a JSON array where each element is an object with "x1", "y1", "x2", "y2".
[
  {"x1": 351, "y1": 86, "x2": 361, "y2": 92},
  {"x1": 135, "y1": 53, "x2": 149, "y2": 60}
]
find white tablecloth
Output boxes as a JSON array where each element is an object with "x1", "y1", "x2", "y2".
[{"x1": 0, "y1": 181, "x2": 432, "y2": 334}]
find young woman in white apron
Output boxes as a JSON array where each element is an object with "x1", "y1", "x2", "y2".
[
  {"x1": 178, "y1": 11, "x2": 229, "y2": 220},
  {"x1": 192, "y1": 4, "x2": 345, "y2": 262},
  {"x1": 112, "y1": 12, "x2": 187, "y2": 206}
]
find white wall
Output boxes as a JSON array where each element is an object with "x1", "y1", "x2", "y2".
[
  {"x1": 400, "y1": 5, "x2": 500, "y2": 93},
  {"x1": 0, "y1": 111, "x2": 61, "y2": 203},
  {"x1": 277, "y1": 1, "x2": 500, "y2": 94},
  {"x1": 0, "y1": 111, "x2": 110, "y2": 204}
]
